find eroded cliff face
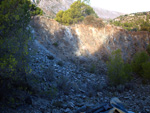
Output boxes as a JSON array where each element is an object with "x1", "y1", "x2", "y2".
[
  {"x1": 31, "y1": 16, "x2": 150, "y2": 61},
  {"x1": 75, "y1": 25, "x2": 150, "y2": 61}
]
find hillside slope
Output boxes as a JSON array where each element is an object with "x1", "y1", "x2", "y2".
[
  {"x1": 1, "y1": 16, "x2": 150, "y2": 112},
  {"x1": 93, "y1": 7, "x2": 123, "y2": 19},
  {"x1": 31, "y1": 16, "x2": 150, "y2": 62},
  {"x1": 111, "y1": 11, "x2": 150, "y2": 31},
  {"x1": 28, "y1": 16, "x2": 150, "y2": 112}
]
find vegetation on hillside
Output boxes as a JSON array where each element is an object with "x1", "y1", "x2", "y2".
[
  {"x1": 110, "y1": 12, "x2": 150, "y2": 32},
  {"x1": 107, "y1": 49, "x2": 132, "y2": 86},
  {"x1": 30, "y1": 3, "x2": 43, "y2": 16},
  {"x1": 83, "y1": 15, "x2": 105, "y2": 28},
  {"x1": 0, "y1": 0, "x2": 36, "y2": 99},
  {"x1": 131, "y1": 51, "x2": 150, "y2": 79},
  {"x1": 107, "y1": 46, "x2": 150, "y2": 85},
  {"x1": 55, "y1": 0, "x2": 98, "y2": 25}
]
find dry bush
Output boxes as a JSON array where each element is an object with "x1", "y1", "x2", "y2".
[{"x1": 83, "y1": 15, "x2": 105, "y2": 28}]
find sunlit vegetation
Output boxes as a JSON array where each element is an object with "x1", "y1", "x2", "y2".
[
  {"x1": 110, "y1": 12, "x2": 150, "y2": 32},
  {"x1": 55, "y1": 0, "x2": 98, "y2": 25},
  {"x1": 30, "y1": 4, "x2": 43, "y2": 16}
]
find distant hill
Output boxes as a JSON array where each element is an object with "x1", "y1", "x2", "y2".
[
  {"x1": 111, "y1": 11, "x2": 150, "y2": 31},
  {"x1": 93, "y1": 7, "x2": 124, "y2": 19}
]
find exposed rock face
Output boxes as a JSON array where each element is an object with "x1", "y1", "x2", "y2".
[
  {"x1": 31, "y1": 16, "x2": 150, "y2": 62},
  {"x1": 75, "y1": 24, "x2": 150, "y2": 61},
  {"x1": 31, "y1": 0, "x2": 74, "y2": 17}
]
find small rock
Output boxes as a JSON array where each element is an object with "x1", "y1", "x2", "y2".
[
  {"x1": 68, "y1": 102, "x2": 74, "y2": 109},
  {"x1": 146, "y1": 109, "x2": 150, "y2": 112},
  {"x1": 124, "y1": 97, "x2": 129, "y2": 99},
  {"x1": 82, "y1": 95, "x2": 86, "y2": 99},
  {"x1": 64, "y1": 108, "x2": 71, "y2": 113},
  {"x1": 62, "y1": 104, "x2": 68, "y2": 109},
  {"x1": 43, "y1": 77, "x2": 46, "y2": 82},
  {"x1": 97, "y1": 92, "x2": 102, "y2": 96}
]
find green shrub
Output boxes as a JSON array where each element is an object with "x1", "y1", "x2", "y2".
[
  {"x1": 142, "y1": 62, "x2": 150, "y2": 79},
  {"x1": 55, "y1": 0, "x2": 97, "y2": 25},
  {"x1": 0, "y1": 0, "x2": 33, "y2": 102},
  {"x1": 131, "y1": 51, "x2": 149, "y2": 76},
  {"x1": 0, "y1": 0, "x2": 39, "y2": 94},
  {"x1": 107, "y1": 49, "x2": 132, "y2": 86},
  {"x1": 30, "y1": 4, "x2": 43, "y2": 16}
]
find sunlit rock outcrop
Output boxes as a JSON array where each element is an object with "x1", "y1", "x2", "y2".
[{"x1": 31, "y1": 16, "x2": 150, "y2": 61}]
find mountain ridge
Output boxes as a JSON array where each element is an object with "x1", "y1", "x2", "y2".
[{"x1": 93, "y1": 7, "x2": 124, "y2": 19}]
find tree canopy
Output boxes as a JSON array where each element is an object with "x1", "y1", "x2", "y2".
[
  {"x1": 55, "y1": 0, "x2": 98, "y2": 25},
  {"x1": 0, "y1": 0, "x2": 33, "y2": 87}
]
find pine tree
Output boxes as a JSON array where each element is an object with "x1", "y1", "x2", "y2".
[{"x1": 0, "y1": 0, "x2": 32, "y2": 86}]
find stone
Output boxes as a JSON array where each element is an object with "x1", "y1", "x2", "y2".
[
  {"x1": 75, "y1": 106, "x2": 87, "y2": 113},
  {"x1": 43, "y1": 77, "x2": 46, "y2": 82},
  {"x1": 146, "y1": 109, "x2": 150, "y2": 112},
  {"x1": 68, "y1": 102, "x2": 74, "y2": 109},
  {"x1": 64, "y1": 108, "x2": 71, "y2": 113},
  {"x1": 124, "y1": 97, "x2": 129, "y2": 99}
]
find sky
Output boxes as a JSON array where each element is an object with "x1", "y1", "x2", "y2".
[{"x1": 89, "y1": 0, "x2": 150, "y2": 14}]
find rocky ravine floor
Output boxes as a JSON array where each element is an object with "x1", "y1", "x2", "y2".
[{"x1": 1, "y1": 37, "x2": 150, "y2": 113}]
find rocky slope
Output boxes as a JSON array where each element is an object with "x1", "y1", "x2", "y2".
[
  {"x1": 31, "y1": 16, "x2": 150, "y2": 62},
  {"x1": 16, "y1": 34, "x2": 150, "y2": 112},
  {"x1": 1, "y1": 16, "x2": 150, "y2": 113}
]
